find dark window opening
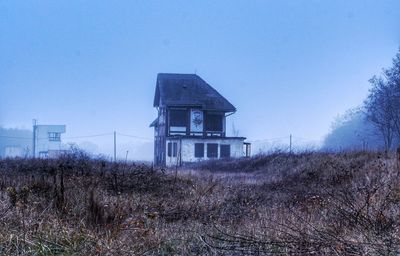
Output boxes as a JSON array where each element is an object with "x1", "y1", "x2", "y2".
[
  {"x1": 169, "y1": 109, "x2": 188, "y2": 127},
  {"x1": 167, "y1": 142, "x2": 177, "y2": 157},
  {"x1": 167, "y1": 143, "x2": 171, "y2": 157},
  {"x1": 207, "y1": 143, "x2": 218, "y2": 158},
  {"x1": 39, "y1": 151, "x2": 48, "y2": 158},
  {"x1": 205, "y1": 113, "x2": 223, "y2": 131},
  {"x1": 169, "y1": 109, "x2": 188, "y2": 135},
  {"x1": 220, "y1": 144, "x2": 231, "y2": 158},
  {"x1": 194, "y1": 143, "x2": 204, "y2": 158}
]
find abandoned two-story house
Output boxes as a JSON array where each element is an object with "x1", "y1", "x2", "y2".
[{"x1": 150, "y1": 73, "x2": 251, "y2": 167}]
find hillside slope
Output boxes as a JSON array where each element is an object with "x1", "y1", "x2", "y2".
[{"x1": 0, "y1": 151, "x2": 399, "y2": 255}]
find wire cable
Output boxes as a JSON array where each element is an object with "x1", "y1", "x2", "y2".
[
  {"x1": 63, "y1": 133, "x2": 114, "y2": 139},
  {"x1": 0, "y1": 135, "x2": 32, "y2": 140},
  {"x1": 247, "y1": 136, "x2": 290, "y2": 143},
  {"x1": 117, "y1": 132, "x2": 152, "y2": 141}
]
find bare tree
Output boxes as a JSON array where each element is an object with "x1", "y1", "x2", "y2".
[
  {"x1": 384, "y1": 51, "x2": 400, "y2": 139},
  {"x1": 364, "y1": 49, "x2": 400, "y2": 151},
  {"x1": 364, "y1": 76, "x2": 395, "y2": 151}
]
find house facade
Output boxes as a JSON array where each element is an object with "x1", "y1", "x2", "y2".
[
  {"x1": 33, "y1": 124, "x2": 67, "y2": 158},
  {"x1": 150, "y1": 73, "x2": 250, "y2": 167}
]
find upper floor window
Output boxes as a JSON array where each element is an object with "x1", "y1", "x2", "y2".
[
  {"x1": 169, "y1": 109, "x2": 187, "y2": 126},
  {"x1": 205, "y1": 113, "x2": 223, "y2": 132},
  {"x1": 169, "y1": 109, "x2": 188, "y2": 135},
  {"x1": 48, "y1": 132, "x2": 61, "y2": 141}
]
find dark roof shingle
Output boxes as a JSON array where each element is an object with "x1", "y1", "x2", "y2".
[{"x1": 153, "y1": 73, "x2": 236, "y2": 112}]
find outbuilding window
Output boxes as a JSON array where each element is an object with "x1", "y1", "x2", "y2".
[{"x1": 48, "y1": 132, "x2": 61, "y2": 141}]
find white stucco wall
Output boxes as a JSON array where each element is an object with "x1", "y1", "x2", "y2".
[
  {"x1": 34, "y1": 125, "x2": 66, "y2": 157},
  {"x1": 165, "y1": 137, "x2": 245, "y2": 167},
  {"x1": 5, "y1": 146, "x2": 23, "y2": 158}
]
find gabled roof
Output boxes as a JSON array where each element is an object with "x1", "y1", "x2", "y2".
[{"x1": 153, "y1": 73, "x2": 236, "y2": 112}]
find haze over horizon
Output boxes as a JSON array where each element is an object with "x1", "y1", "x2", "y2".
[{"x1": 1, "y1": 0, "x2": 400, "y2": 160}]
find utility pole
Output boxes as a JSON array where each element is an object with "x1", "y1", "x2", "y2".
[
  {"x1": 289, "y1": 134, "x2": 292, "y2": 154},
  {"x1": 114, "y1": 131, "x2": 117, "y2": 162},
  {"x1": 32, "y1": 119, "x2": 37, "y2": 158}
]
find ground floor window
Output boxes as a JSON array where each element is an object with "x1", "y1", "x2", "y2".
[
  {"x1": 220, "y1": 144, "x2": 231, "y2": 158},
  {"x1": 194, "y1": 143, "x2": 204, "y2": 158},
  {"x1": 167, "y1": 142, "x2": 177, "y2": 157},
  {"x1": 39, "y1": 151, "x2": 49, "y2": 158},
  {"x1": 207, "y1": 143, "x2": 218, "y2": 158}
]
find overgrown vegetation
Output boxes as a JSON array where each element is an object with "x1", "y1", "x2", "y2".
[{"x1": 1, "y1": 151, "x2": 400, "y2": 255}]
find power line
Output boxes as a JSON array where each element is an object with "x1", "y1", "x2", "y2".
[
  {"x1": 247, "y1": 136, "x2": 290, "y2": 143},
  {"x1": 0, "y1": 135, "x2": 72, "y2": 141},
  {"x1": 2, "y1": 133, "x2": 320, "y2": 144},
  {"x1": 0, "y1": 132, "x2": 152, "y2": 141},
  {"x1": 291, "y1": 136, "x2": 322, "y2": 143},
  {"x1": 248, "y1": 136, "x2": 322, "y2": 144},
  {"x1": 63, "y1": 133, "x2": 114, "y2": 139},
  {"x1": 117, "y1": 132, "x2": 152, "y2": 141},
  {"x1": 0, "y1": 135, "x2": 32, "y2": 140}
]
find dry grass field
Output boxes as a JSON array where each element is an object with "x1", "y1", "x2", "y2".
[{"x1": 1, "y1": 151, "x2": 400, "y2": 255}]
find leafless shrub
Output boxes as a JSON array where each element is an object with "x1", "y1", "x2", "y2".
[{"x1": 203, "y1": 151, "x2": 400, "y2": 255}]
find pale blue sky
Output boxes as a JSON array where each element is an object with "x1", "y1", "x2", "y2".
[{"x1": 1, "y1": 0, "x2": 399, "y2": 159}]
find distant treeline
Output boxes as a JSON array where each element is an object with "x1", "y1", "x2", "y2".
[
  {"x1": 323, "y1": 48, "x2": 400, "y2": 151},
  {"x1": 322, "y1": 109, "x2": 386, "y2": 151}
]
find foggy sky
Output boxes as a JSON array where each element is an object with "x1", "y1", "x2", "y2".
[{"x1": 1, "y1": 0, "x2": 400, "y2": 160}]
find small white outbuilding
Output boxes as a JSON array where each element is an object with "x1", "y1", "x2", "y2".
[{"x1": 33, "y1": 124, "x2": 67, "y2": 158}]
